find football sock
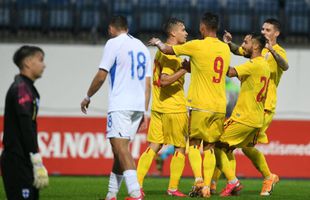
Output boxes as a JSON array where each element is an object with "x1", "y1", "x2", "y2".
[
  {"x1": 242, "y1": 147, "x2": 271, "y2": 178},
  {"x1": 137, "y1": 147, "x2": 156, "y2": 186},
  {"x1": 227, "y1": 151, "x2": 236, "y2": 173},
  {"x1": 214, "y1": 148, "x2": 236, "y2": 182},
  {"x1": 106, "y1": 172, "x2": 123, "y2": 199},
  {"x1": 211, "y1": 167, "x2": 222, "y2": 183},
  {"x1": 188, "y1": 145, "x2": 202, "y2": 179},
  {"x1": 168, "y1": 151, "x2": 185, "y2": 190},
  {"x1": 203, "y1": 149, "x2": 216, "y2": 187},
  {"x1": 124, "y1": 170, "x2": 141, "y2": 198}
]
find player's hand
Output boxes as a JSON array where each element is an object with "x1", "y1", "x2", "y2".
[
  {"x1": 148, "y1": 38, "x2": 161, "y2": 46},
  {"x1": 81, "y1": 97, "x2": 90, "y2": 114},
  {"x1": 30, "y1": 153, "x2": 49, "y2": 189},
  {"x1": 181, "y1": 59, "x2": 191, "y2": 73},
  {"x1": 264, "y1": 36, "x2": 274, "y2": 52},
  {"x1": 223, "y1": 30, "x2": 232, "y2": 43},
  {"x1": 138, "y1": 114, "x2": 148, "y2": 132}
]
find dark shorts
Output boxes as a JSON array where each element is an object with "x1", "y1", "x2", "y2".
[{"x1": 1, "y1": 152, "x2": 39, "y2": 200}]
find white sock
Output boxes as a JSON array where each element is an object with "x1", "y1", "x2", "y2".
[
  {"x1": 124, "y1": 170, "x2": 141, "y2": 198},
  {"x1": 228, "y1": 178, "x2": 238, "y2": 184},
  {"x1": 106, "y1": 172, "x2": 123, "y2": 199}
]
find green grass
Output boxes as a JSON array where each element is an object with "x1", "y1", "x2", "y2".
[{"x1": 1, "y1": 176, "x2": 310, "y2": 199}]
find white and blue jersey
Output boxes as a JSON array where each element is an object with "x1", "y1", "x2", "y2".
[{"x1": 99, "y1": 33, "x2": 151, "y2": 112}]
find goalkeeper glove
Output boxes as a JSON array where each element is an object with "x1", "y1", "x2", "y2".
[{"x1": 30, "y1": 152, "x2": 49, "y2": 189}]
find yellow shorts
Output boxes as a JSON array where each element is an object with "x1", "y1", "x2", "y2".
[
  {"x1": 147, "y1": 111, "x2": 188, "y2": 147},
  {"x1": 256, "y1": 110, "x2": 275, "y2": 144},
  {"x1": 190, "y1": 110, "x2": 225, "y2": 143},
  {"x1": 220, "y1": 118, "x2": 260, "y2": 148}
]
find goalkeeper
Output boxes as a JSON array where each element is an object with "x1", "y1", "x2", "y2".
[{"x1": 1, "y1": 45, "x2": 49, "y2": 200}]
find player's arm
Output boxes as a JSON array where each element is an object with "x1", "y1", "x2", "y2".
[
  {"x1": 226, "y1": 66, "x2": 238, "y2": 78},
  {"x1": 265, "y1": 44, "x2": 289, "y2": 71},
  {"x1": 148, "y1": 38, "x2": 175, "y2": 55},
  {"x1": 81, "y1": 69, "x2": 108, "y2": 114},
  {"x1": 223, "y1": 30, "x2": 243, "y2": 56},
  {"x1": 160, "y1": 60, "x2": 189, "y2": 87}
]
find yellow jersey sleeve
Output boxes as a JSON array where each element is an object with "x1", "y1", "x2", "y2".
[{"x1": 172, "y1": 40, "x2": 199, "y2": 57}]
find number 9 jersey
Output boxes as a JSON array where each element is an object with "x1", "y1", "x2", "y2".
[
  {"x1": 98, "y1": 33, "x2": 152, "y2": 112},
  {"x1": 172, "y1": 37, "x2": 231, "y2": 113}
]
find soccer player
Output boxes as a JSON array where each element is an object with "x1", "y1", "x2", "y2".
[
  {"x1": 149, "y1": 12, "x2": 231, "y2": 198},
  {"x1": 1, "y1": 45, "x2": 49, "y2": 200},
  {"x1": 216, "y1": 33, "x2": 270, "y2": 196},
  {"x1": 80, "y1": 16, "x2": 151, "y2": 200},
  {"x1": 212, "y1": 18, "x2": 289, "y2": 196},
  {"x1": 136, "y1": 18, "x2": 189, "y2": 197}
]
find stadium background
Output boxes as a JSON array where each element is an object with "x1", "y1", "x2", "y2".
[{"x1": 0, "y1": 0, "x2": 310, "y2": 181}]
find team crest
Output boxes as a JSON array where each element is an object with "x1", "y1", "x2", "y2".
[{"x1": 22, "y1": 188, "x2": 30, "y2": 199}]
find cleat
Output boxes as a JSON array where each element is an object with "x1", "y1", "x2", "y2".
[
  {"x1": 231, "y1": 183, "x2": 243, "y2": 196},
  {"x1": 210, "y1": 182, "x2": 217, "y2": 195},
  {"x1": 220, "y1": 180, "x2": 243, "y2": 197},
  {"x1": 188, "y1": 179, "x2": 204, "y2": 197},
  {"x1": 124, "y1": 195, "x2": 143, "y2": 200},
  {"x1": 167, "y1": 189, "x2": 187, "y2": 197},
  {"x1": 140, "y1": 188, "x2": 145, "y2": 197},
  {"x1": 260, "y1": 174, "x2": 279, "y2": 196},
  {"x1": 201, "y1": 186, "x2": 211, "y2": 198}
]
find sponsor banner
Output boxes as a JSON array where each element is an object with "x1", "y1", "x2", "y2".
[{"x1": 0, "y1": 117, "x2": 309, "y2": 178}]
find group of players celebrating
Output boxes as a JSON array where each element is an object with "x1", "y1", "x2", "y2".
[{"x1": 137, "y1": 12, "x2": 288, "y2": 198}]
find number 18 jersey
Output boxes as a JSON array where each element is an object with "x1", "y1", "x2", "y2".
[
  {"x1": 99, "y1": 33, "x2": 152, "y2": 112},
  {"x1": 173, "y1": 37, "x2": 231, "y2": 113}
]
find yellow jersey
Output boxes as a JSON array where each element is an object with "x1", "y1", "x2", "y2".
[
  {"x1": 151, "y1": 50, "x2": 187, "y2": 113},
  {"x1": 173, "y1": 37, "x2": 231, "y2": 113},
  {"x1": 238, "y1": 44, "x2": 288, "y2": 112},
  {"x1": 231, "y1": 56, "x2": 270, "y2": 128}
]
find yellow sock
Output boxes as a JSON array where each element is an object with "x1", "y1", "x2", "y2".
[
  {"x1": 242, "y1": 147, "x2": 271, "y2": 178},
  {"x1": 212, "y1": 167, "x2": 222, "y2": 182},
  {"x1": 168, "y1": 151, "x2": 185, "y2": 190},
  {"x1": 137, "y1": 147, "x2": 156, "y2": 186},
  {"x1": 203, "y1": 149, "x2": 216, "y2": 187},
  {"x1": 214, "y1": 148, "x2": 236, "y2": 182},
  {"x1": 188, "y1": 145, "x2": 202, "y2": 179},
  {"x1": 227, "y1": 151, "x2": 236, "y2": 173}
]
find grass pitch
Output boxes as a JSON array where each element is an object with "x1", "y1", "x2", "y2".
[{"x1": 1, "y1": 176, "x2": 310, "y2": 199}]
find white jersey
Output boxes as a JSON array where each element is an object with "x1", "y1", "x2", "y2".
[{"x1": 99, "y1": 33, "x2": 152, "y2": 112}]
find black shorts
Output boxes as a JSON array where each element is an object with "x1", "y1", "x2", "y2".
[{"x1": 1, "y1": 152, "x2": 39, "y2": 200}]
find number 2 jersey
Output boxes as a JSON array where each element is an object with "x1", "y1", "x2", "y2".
[
  {"x1": 231, "y1": 56, "x2": 270, "y2": 128},
  {"x1": 173, "y1": 37, "x2": 231, "y2": 113},
  {"x1": 99, "y1": 33, "x2": 152, "y2": 112}
]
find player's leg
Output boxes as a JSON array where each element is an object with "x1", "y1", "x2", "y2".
[
  {"x1": 106, "y1": 156, "x2": 123, "y2": 200},
  {"x1": 162, "y1": 112, "x2": 187, "y2": 197},
  {"x1": 137, "y1": 111, "x2": 163, "y2": 189},
  {"x1": 107, "y1": 111, "x2": 143, "y2": 199},
  {"x1": 1, "y1": 152, "x2": 39, "y2": 200}
]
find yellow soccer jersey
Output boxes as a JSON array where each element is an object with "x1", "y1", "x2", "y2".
[
  {"x1": 231, "y1": 56, "x2": 270, "y2": 128},
  {"x1": 172, "y1": 37, "x2": 231, "y2": 113},
  {"x1": 262, "y1": 44, "x2": 288, "y2": 112},
  {"x1": 238, "y1": 45, "x2": 288, "y2": 112},
  {"x1": 151, "y1": 50, "x2": 187, "y2": 113}
]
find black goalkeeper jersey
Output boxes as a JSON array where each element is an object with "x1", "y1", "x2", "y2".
[{"x1": 2, "y1": 74, "x2": 40, "y2": 160}]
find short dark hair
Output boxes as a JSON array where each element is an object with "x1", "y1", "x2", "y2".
[
  {"x1": 163, "y1": 17, "x2": 184, "y2": 37},
  {"x1": 201, "y1": 12, "x2": 219, "y2": 31},
  {"x1": 13, "y1": 45, "x2": 44, "y2": 69},
  {"x1": 250, "y1": 32, "x2": 267, "y2": 50},
  {"x1": 109, "y1": 15, "x2": 128, "y2": 30},
  {"x1": 263, "y1": 18, "x2": 281, "y2": 31}
]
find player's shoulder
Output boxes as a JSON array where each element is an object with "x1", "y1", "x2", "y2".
[{"x1": 274, "y1": 43, "x2": 286, "y2": 54}]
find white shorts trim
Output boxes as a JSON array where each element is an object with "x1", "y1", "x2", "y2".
[{"x1": 106, "y1": 111, "x2": 143, "y2": 141}]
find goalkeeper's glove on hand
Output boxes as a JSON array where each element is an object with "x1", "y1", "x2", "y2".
[{"x1": 30, "y1": 152, "x2": 49, "y2": 189}]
